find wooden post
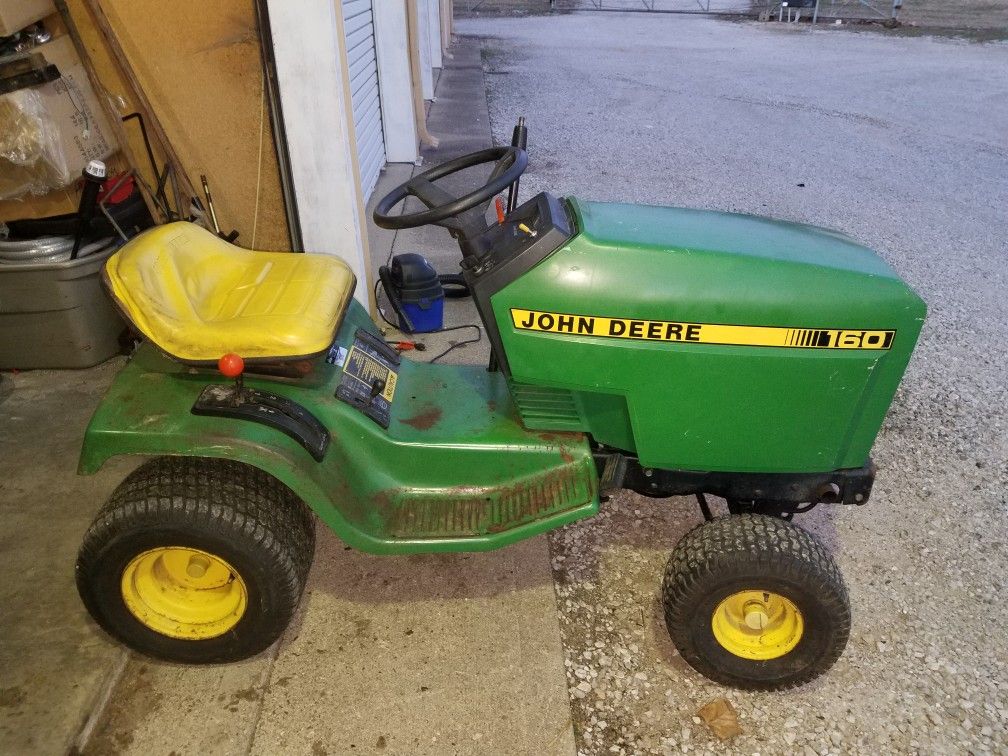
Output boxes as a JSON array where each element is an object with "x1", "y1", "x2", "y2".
[{"x1": 407, "y1": 0, "x2": 438, "y2": 148}]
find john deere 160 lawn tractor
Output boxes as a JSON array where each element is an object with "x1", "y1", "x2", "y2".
[{"x1": 74, "y1": 138, "x2": 924, "y2": 690}]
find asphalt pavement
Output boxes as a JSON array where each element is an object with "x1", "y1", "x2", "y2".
[{"x1": 461, "y1": 11, "x2": 1007, "y2": 754}]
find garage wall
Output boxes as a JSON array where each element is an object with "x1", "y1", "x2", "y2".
[
  {"x1": 61, "y1": 0, "x2": 291, "y2": 251},
  {"x1": 2, "y1": 0, "x2": 443, "y2": 254}
]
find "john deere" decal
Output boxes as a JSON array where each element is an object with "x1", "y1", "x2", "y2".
[{"x1": 510, "y1": 309, "x2": 894, "y2": 350}]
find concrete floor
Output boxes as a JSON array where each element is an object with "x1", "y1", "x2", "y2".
[
  {"x1": 0, "y1": 41, "x2": 574, "y2": 756},
  {"x1": 0, "y1": 363, "x2": 136, "y2": 754}
]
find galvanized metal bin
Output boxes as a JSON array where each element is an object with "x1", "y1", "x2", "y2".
[{"x1": 0, "y1": 244, "x2": 125, "y2": 369}]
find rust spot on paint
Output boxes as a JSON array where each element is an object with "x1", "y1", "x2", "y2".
[
  {"x1": 368, "y1": 488, "x2": 397, "y2": 521},
  {"x1": 536, "y1": 431, "x2": 582, "y2": 443},
  {"x1": 374, "y1": 465, "x2": 587, "y2": 539},
  {"x1": 487, "y1": 468, "x2": 582, "y2": 533},
  {"x1": 400, "y1": 406, "x2": 442, "y2": 431},
  {"x1": 370, "y1": 489, "x2": 395, "y2": 508},
  {"x1": 535, "y1": 431, "x2": 582, "y2": 464}
]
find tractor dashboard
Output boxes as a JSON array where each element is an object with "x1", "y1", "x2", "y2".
[
  {"x1": 462, "y1": 192, "x2": 574, "y2": 374},
  {"x1": 477, "y1": 191, "x2": 572, "y2": 267}
]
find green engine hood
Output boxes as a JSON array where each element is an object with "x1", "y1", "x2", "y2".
[
  {"x1": 566, "y1": 198, "x2": 922, "y2": 326},
  {"x1": 574, "y1": 199, "x2": 896, "y2": 278},
  {"x1": 491, "y1": 197, "x2": 926, "y2": 473}
]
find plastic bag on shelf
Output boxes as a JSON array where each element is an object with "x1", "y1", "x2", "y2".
[{"x1": 0, "y1": 86, "x2": 70, "y2": 200}]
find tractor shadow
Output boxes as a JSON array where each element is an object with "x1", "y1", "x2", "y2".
[
  {"x1": 277, "y1": 523, "x2": 562, "y2": 658},
  {"x1": 286, "y1": 489, "x2": 843, "y2": 661}
]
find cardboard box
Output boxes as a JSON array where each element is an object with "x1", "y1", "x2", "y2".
[
  {"x1": 0, "y1": 0, "x2": 55, "y2": 36},
  {"x1": 34, "y1": 35, "x2": 118, "y2": 168},
  {"x1": 0, "y1": 34, "x2": 117, "y2": 204}
]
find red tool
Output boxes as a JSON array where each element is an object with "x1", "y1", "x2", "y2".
[
  {"x1": 494, "y1": 196, "x2": 506, "y2": 225},
  {"x1": 388, "y1": 341, "x2": 426, "y2": 352}
]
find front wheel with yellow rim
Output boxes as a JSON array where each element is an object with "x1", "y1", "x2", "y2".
[
  {"x1": 76, "y1": 457, "x2": 315, "y2": 664},
  {"x1": 662, "y1": 514, "x2": 850, "y2": 690}
]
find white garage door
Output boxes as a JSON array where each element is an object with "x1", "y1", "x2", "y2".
[{"x1": 343, "y1": 0, "x2": 386, "y2": 199}]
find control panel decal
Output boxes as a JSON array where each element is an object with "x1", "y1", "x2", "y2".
[
  {"x1": 335, "y1": 329, "x2": 401, "y2": 428},
  {"x1": 510, "y1": 308, "x2": 894, "y2": 350},
  {"x1": 342, "y1": 347, "x2": 398, "y2": 402}
]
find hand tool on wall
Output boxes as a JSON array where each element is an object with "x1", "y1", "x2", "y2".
[{"x1": 199, "y1": 174, "x2": 239, "y2": 242}]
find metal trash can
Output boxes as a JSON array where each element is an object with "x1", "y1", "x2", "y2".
[{"x1": 0, "y1": 243, "x2": 125, "y2": 369}]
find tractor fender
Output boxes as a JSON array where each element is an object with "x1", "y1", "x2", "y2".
[
  {"x1": 79, "y1": 423, "x2": 390, "y2": 553},
  {"x1": 78, "y1": 346, "x2": 598, "y2": 555}
]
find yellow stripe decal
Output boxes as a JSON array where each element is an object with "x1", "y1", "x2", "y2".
[{"x1": 509, "y1": 309, "x2": 894, "y2": 350}]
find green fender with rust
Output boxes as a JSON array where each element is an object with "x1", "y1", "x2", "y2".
[{"x1": 79, "y1": 301, "x2": 599, "y2": 554}]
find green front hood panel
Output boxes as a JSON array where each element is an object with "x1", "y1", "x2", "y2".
[
  {"x1": 493, "y1": 198, "x2": 926, "y2": 473},
  {"x1": 80, "y1": 301, "x2": 597, "y2": 554}
]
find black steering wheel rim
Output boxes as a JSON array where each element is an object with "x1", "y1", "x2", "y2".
[{"x1": 372, "y1": 146, "x2": 527, "y2": 230}]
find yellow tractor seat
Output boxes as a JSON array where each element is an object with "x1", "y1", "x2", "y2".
[{"x1": 104, "y1": 222, "x2": 357, "y2": 363}]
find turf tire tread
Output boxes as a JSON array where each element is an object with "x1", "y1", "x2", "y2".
[
  {"x1": 662, "y1": 514, "x2": 850, "y2": 690},
  {"x1": 76, "y1": 456, "x2": 316, "y2": 662}
]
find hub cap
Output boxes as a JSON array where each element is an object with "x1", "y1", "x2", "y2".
[
  {"x1": 711, "y1": 590, "x2": 803, "y2": 660},
  {"x1": 121, "y1": 547, "x2": 247, "y2": 639}
]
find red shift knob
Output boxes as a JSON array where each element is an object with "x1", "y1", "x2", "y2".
[{"x1": 218, "y1": 353, "x2": 244, "y2": 378}]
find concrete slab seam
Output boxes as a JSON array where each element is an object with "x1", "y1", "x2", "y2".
[
  {"x1": 242, "y1": 637, "x2": 284, "y2": 754},
  {"x1": 71, "y1": 648, "x2": 130, "y2": 754}
]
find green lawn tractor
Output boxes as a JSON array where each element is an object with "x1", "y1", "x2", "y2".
[{"x1": 75, "y1": 141, "x2": 925, "y2": 690}]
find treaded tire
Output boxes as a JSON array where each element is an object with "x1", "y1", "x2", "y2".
[
  {"x1": 76, "y1": 456, "x2": 316, "y2": 663},
  {"x1": 662, "y1": 514, "x2": 850, "y2": 690}
]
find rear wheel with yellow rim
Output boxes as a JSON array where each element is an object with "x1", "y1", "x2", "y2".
[
  {"x1": 662, "y1": 514, "x2": 850, "y2": 690},
  {"x1": 76, "y1": 457, "x2": 315, "y2": 663},
  {"x1": 119, "y1": 546, "x2": 248, "y2": 640}
]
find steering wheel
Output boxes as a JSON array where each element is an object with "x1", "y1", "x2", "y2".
[{"x1": 373, "y1": 146, "x2": 527, "y2": 231}]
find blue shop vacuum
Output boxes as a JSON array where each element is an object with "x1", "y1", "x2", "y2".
[{"x1": 378, "y1": 253, "x2": 469, "y2": 333}]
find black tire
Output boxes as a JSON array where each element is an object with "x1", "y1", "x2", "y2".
[
  {"x1": 662, "y1": 514, "x2": 850, "y2": 690},
  {"x1": 76, "y1": 456, "x2": 316, "y2": 663}
]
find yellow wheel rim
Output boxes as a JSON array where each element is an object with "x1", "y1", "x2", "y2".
[
  {"x1": 711, "y1": 590, "x2": 803, "y2": 660},
  {"x1": 120, "y1": 547, "x2": 247, "y2": 640}
]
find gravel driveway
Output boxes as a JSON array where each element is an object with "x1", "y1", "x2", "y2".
[{"x1": 460, "y1": 13, "x2": 1008, "y2": 754}]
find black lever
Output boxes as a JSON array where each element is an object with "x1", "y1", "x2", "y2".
[
  {"x1": 490, "y1": 117, "x2": 528, "y2": 375},
  {"x1": 506, "y1": 116, "x2": 527, "y2": 214}
]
